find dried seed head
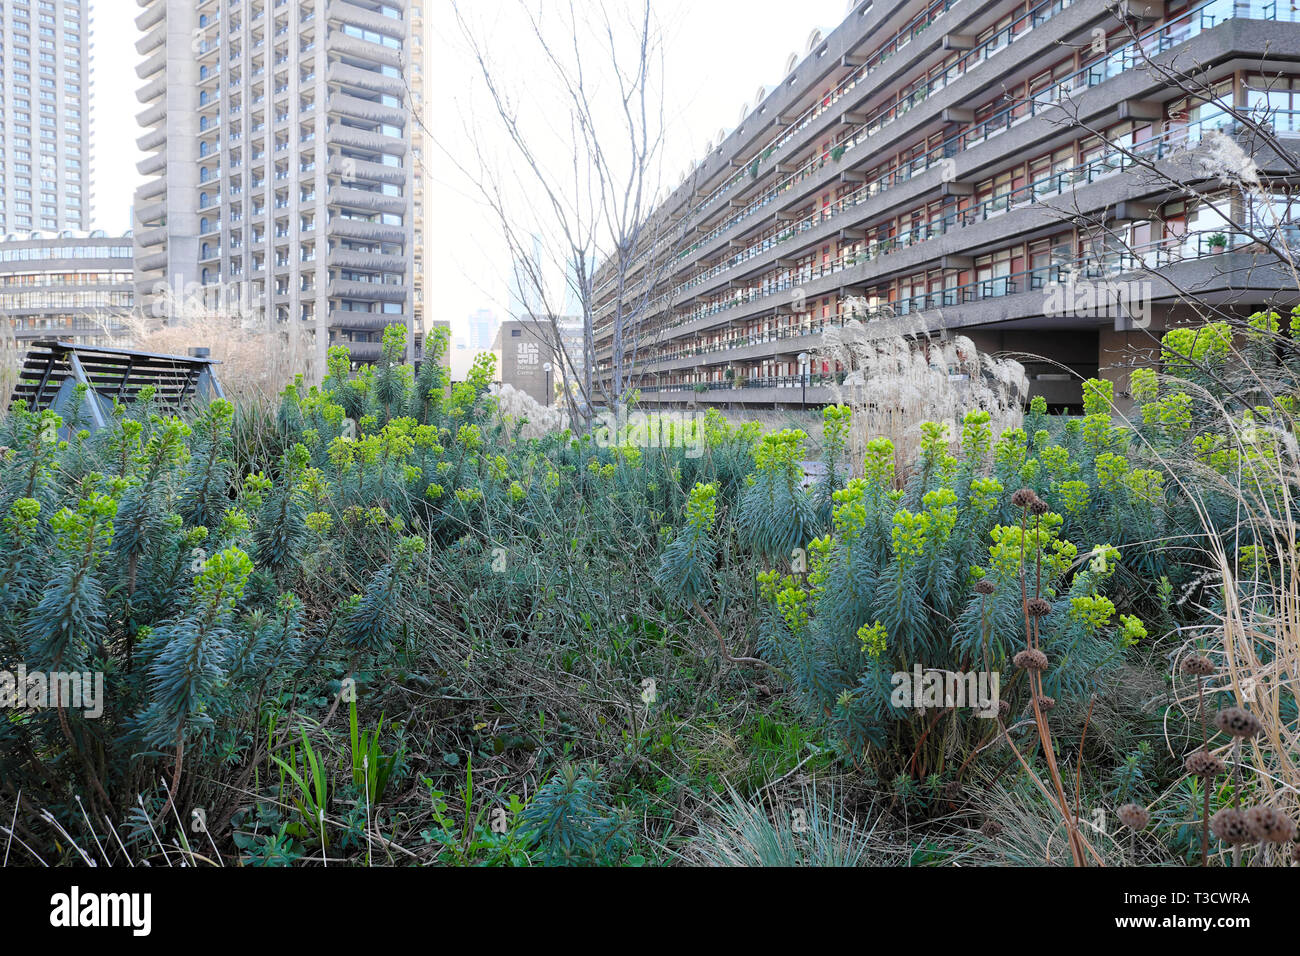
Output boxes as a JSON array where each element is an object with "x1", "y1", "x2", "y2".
[
  {"x1": 1245, "y1": 806, "x2": 1297, "y2": 844},
  {"x1": 1034, "y1": 695, "x2": 1056, "y2": 713},
  {"x1": 941, "y1": 781, "x2": 963, "y2": 803},
  {"x1": 1011, "y1": 488, "x2": 1036, "y2": 508},
  {"x1": 1184, "y1": 749, "x2": 1226, "y2": 778},
  {"x1": 1210, "y1": 808, "x2": 1254, "y2": 846},
  {"x1": 1026, "y1": 597, "x2": 1052, "y2": 618},
  {"x1": 997, "y1": 699, "x2": 1010, "y2": 719},
  {"x1": 975, "y1": 579, "x2": 997, "y2": 596},
  {"x1": 1117, "y1": 803, "x2": 1150, "y2": 831},
  {"x1": 980, "y1": 819, "x2": 1003, "y2": 838},
  {"x1": 1013, "y1": 648, "x2": 1049, "y2": 672},
  {"x1": 1181, "y1": 655, "x2": 1216, "y2": 677},
  {"x1": 1029, "y1": 497, "x2": 1050, "y2": 516},
  {"x1": 1215, "y1": 706, "x2": 1264, "y2": 739}
]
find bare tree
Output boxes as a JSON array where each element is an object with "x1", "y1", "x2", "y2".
[{"x1": 430, "y1": 0, "x2": 696, "y2": 425}]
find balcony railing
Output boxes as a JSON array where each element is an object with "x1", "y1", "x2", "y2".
[{"x1": 597, "y1": 0, "x2": 1300, "y2": 309}]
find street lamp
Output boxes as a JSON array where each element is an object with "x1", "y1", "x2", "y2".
[
  {"x1": 543, "y1": 362, "x2": 552, "y2": 407},
  {"x1": 798, "y1": 352, "x2": 809, "y2": 408}
]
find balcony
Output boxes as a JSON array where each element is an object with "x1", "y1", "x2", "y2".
[
  {"x1": 326, "y1": 31, "x2": 402, "y2": 69},
  {"x1": 328, "y1": 278, "x2": 407, "y2": 302},
  {"x1": 137, "y1": 125, "x2": 167, "y2": 153},
  {"x1": 136, "y1": 73, "x2": 166, "y2": 105},
  {"x1": 136, "y1": 48, "x2": 166, "y2": 81},
  {"x1": 135, "y1": 20, "x2": 166, "y2": 57},
  {"x1": 327, "y1": 185, "x2": 407, "y2": 215},
  {"x1": 328, "y1": 248, "x2": 407, "y2": 272},
  {"x1": 327, "y1": 61, "x2": 406, "y2": 98},
  {"x1": 327, "y1": 154, "x2": 405, "y2": 185},
  {"x1": 328, "y1": 217, "x2": 406, "y2": 243},
  {"x1": 134, "y1": 225, "x2": 169, "y2": 250},
  {"x1": 137, "y1": 101, "x2": 167, "y2": 128},
  {"x1": 330, "y1": 312, "x2": 410, "y2": 333},
  {"x1": 135, "y1": 199, "x2": 167, "y2": 226},
  {"x1": 329, "y1": 0, "x2": 408, "y2": 40},
  {"x1": 327, "y1": 123, "x2": 407, "y2": 157},
  {"x1": 136, "y1": 249, "x2": 169, "y2": 273},
  {"x1": 328, "y1": 91, "x2": 407, "y2": 127}
]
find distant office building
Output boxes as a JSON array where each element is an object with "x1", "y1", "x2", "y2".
[
  {"x1": 494, "y1": 315, "x2": 583, "y2": 406},
  {"x1": 466, "y1": 308, "x2": 498, "y2": 352},
  {"x1": 560, "y1": 255, "x2": 584, "y2": 319},
  {"x1": 506, "y1": 233, "x2": 544, "y2": 319},
  {"x1": 0, "y1": 0, "x2": 93, "y2": 233},
  {"x1": 0, "y1": 230, "x2": 134, "y2": 354}
]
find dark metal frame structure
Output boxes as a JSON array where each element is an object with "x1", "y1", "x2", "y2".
[{"x1": 8, "y1": 340, "x2": 225, "y2": 432}]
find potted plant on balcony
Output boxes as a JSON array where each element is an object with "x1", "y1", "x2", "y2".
[
  {"x1": 1207, "y1": 232, "x2": 1228, "y2": 253},
  {"x1": 830, "y1": 145, "x2": 847, "y2": 162},
  {"x1": 693, "y1": 382, "x2": 708, "y2": 394}
]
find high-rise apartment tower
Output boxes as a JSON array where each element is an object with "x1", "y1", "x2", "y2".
[
  {"x1": 132, "y1": 0, "x2": 428, "y2": 377},
  {"x1": 0, "y1": 0, "x2": 93, "y2": 233}
]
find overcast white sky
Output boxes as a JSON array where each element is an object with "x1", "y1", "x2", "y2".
[{"x1": 91, "y1": 0, "x2": 853, "y2": 373}]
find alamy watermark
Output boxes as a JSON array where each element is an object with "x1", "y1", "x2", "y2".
[
  {"x1": 891, "y1": 666, "x2": 1000, "y2": 718},
  {"x1": 0, "y1": 666, "x2": 104, "y2": 718},
  {"x1": 1045, "y1": 272, "x2": 1152, "y2": 329},
  {"x1": 593, "y1": 408, "x2": 706, "y2": 459},
  {"x1": 150, "y1": 274, "x2": 266, "y2": 325}
]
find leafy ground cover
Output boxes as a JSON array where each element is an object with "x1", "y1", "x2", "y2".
[{"x1": 0, "y1": 318, "x2": 1295, "y2": 867}]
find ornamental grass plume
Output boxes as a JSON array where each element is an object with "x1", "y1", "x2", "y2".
[
  {"x1": 818, "y1": 320, "x2": 1027, "y2": 481},
  {"x1": 1129, "y1": 320, "x2": 1300, "y2": 867},
  {"x1": 488, "y1": 382, "x2": 570, "y2": 438}
]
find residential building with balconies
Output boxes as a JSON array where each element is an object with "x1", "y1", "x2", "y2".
[
  {"x1": 131, "y1": 0, "x2": 426, "y2": 379},
  {"x1": 0, "y1": 0, "x2": 93, "y2": 234},
  {"x1": 593, "y1": 0, "x2": 1300, "y2": 411}
]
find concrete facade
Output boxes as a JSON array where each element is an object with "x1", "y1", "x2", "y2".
[
  {"x1": 0, "y1": 230, "x2": 134, "y2": 353},
  {"x1": 0, "y1": 0, "x2": 93, "y2": 233},
  {"x1": 131, "y1": 0, "x2": 429, "y2": 379},
  {"x1": 593, "y1": 0, "x2": 1300, "y2": 411}
]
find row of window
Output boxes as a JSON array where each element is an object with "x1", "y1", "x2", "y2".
[
  {"x1": 0, "y1": 290, "x2": 132, "y2": 310},
  {"x1": 0, "y1": 245, "x2": 130, "y2": 262}
]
